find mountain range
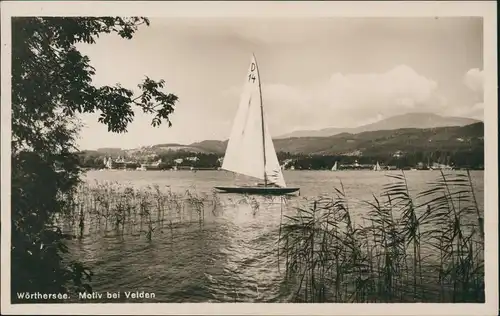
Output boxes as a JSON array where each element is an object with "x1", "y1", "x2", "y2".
[
  {"x1": 90, "y1": 113, "x2": 483, "y2": 157},
  {"x1": 191, "y1": 122, "x2": 483, "y2": 156},
  {"x1": 275, "y1": 112, "x2": 481, "y2": 139}
]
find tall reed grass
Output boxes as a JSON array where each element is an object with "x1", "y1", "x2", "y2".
[
  {"x1": 56, "y1": 172, "x2": 484, "y2": 303},
  {"x1": 278, "y1": 171, "x2": 484, "y2": 303},
  {"x1": 56, "y1": 182, "x2": 223, "y2": 241}
]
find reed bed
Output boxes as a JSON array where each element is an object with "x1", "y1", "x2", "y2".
[
  {"x1": 55, "y1": 172, "x2": 484, "y2": 303},
  {"x1": 56, "y1": 182, "x2": 224, "y2": 241},
  {"x1": 278, "y1": 170, "x2": 484, "y2": 303}
]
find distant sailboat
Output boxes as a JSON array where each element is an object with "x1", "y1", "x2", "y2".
[
  {"x1": 215, "y1": 54, "x2": 299, "y2": 195},
  {"x1": 136, "y1": 164, "x2": 147, "y2": 171},
  {"x1": 373, "y1": 161, "x2": 382, "y2": 171},
  {"x1": 331, "y1": 161, "x2": 338, "y2": 171}
]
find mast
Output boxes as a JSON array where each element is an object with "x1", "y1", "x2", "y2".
[{"x1": 253, "y1": 53, "x2": 268, "y2": 186}]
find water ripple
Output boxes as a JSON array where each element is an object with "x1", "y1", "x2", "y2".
[{"x1": 66, "y1": 170, "x2": 484, "y2": 302}]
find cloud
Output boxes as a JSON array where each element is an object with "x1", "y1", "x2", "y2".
[
  {"x1": 452, "y1": 68, "x2": 484, "y2": 120},
  {"x1": 321, "y1": 65, "x2": 438, "y2": 126},
  {"x1": 470, "y1": 102, "x2": 485, "y2": 119},
  {"x1": 449, "y1": 102, "x2": 484, "y2": 121},
  {"x1": 311, "y1": 65, "x2": 438, "y2": 111},
  {"x1": 463, "y1": 68, "x2": 484, "y2": 94},
  {"x1": 224, "y1": 65, "x2": 441, "y2": 134}
]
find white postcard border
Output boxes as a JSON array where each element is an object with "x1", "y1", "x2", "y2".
[{"x1": 1, "y1": 1, "x2": 497, "y2": 315}]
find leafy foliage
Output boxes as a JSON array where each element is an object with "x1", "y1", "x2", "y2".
[{"x1": 11, "y1": 17, "x2": 178, "y2": 302}]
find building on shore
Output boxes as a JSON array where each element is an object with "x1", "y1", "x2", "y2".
[{"x1": 103, "y1": 156, "x2": 140, "y2": 170}]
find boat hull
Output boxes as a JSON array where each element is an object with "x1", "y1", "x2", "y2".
[{"x1": 214, "y1": 186, "x2": 300, "y2": 195}]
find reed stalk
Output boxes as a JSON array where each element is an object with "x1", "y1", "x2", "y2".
[
  {"x1": 279, "y1": 170, "x2": 484, "y2": 303},
  {"x1": 59, "y1": 171, "x2": 483, "y2": 303}
]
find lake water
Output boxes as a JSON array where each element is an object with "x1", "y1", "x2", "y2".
[{"x1": 67, "y1": 170, "x2": 484, "y2": 303}]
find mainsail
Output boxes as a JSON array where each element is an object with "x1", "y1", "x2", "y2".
[
  {"x1": 331, "y1": 161, "x2": 338, "y2": 171},
  {"x1": 221, "y1": 55, "x2": 286, "y2": 188}
]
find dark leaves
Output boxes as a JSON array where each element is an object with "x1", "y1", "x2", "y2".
[
  {"x1": 136, "y1": 77, "x2": 179, "y2": 128},
  {"x1": 12, "y1": 17, "x2": 179, "y2": 150},
  {"x1": 11, "y1": 16, "x2": 177, "y2": 299}
]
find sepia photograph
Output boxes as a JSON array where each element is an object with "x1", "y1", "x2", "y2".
[{"x1": 1, "y1": 1, "x2": 497, "y2": 315}]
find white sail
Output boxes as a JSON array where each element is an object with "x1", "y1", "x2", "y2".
[
  {"x1": 263, "y1": 111, "x2": 287, "y2": 187},
  {"x1": 373, "y1": 161, "x2": 381, "y2": 171},
  {"x1": 331, "y1": 161, "x2": 338, "y2": 171},
  {"x1": 221, "y1": 54, "x2": 286, "y2": 187}
]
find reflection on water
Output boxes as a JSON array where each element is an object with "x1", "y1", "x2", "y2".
[{"x1": 64, "y1": 170, "x2": 484, "y2": 303}]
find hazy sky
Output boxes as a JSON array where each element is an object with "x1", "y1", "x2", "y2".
[{"x1": 76, "y1": 17, "x2": 484, "y2": 150}]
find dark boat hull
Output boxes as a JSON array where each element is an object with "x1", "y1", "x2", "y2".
[{"x1": 214, "y1": 186, "x2": 300, "y2": 195}]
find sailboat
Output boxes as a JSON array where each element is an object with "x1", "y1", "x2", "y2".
[
  {"x1": 215, "y1": 55, "x2": 300, "y2": 195},
  {"x1": 331, "y1": 161, "x2": 338, "y2": 171},
  {"x1": 373, "y1": 161, "x2": 382, "y2": 171}
]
